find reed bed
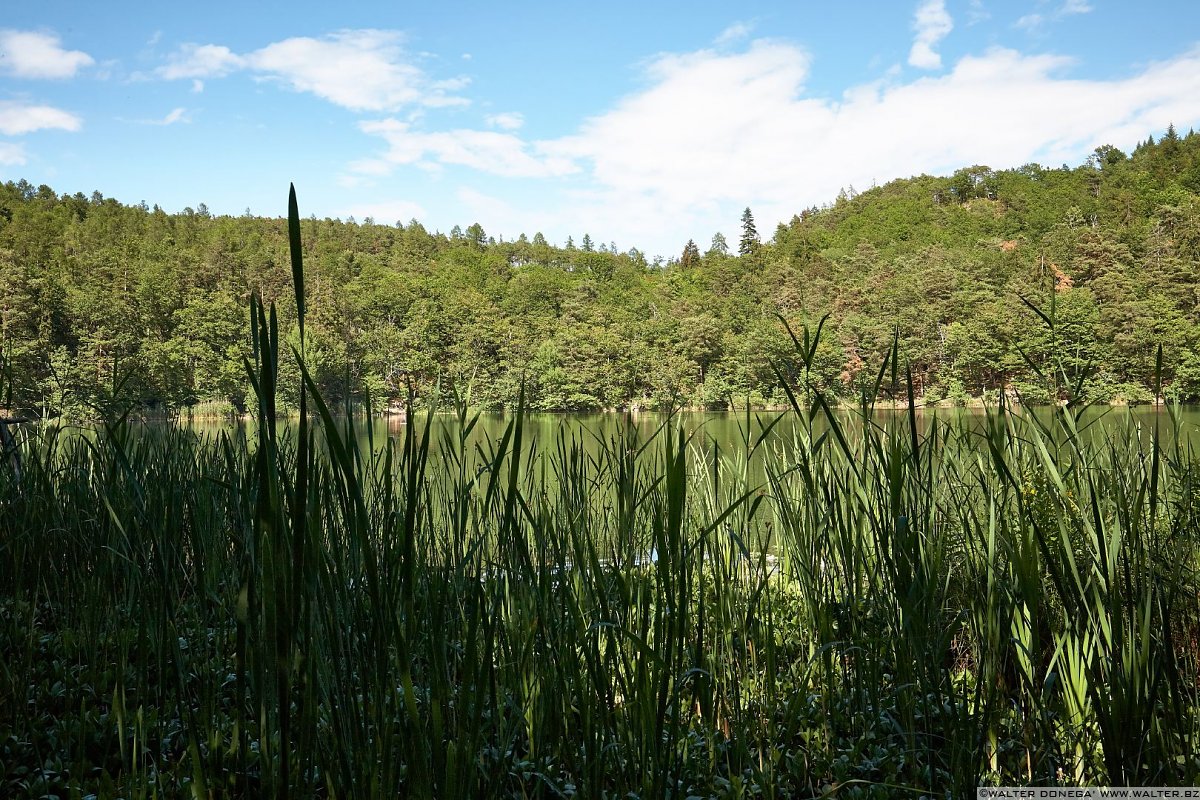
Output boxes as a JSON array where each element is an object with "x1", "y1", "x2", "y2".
[{"x1": 1, "y1": 189, "x2": 1198, "y2": 798}]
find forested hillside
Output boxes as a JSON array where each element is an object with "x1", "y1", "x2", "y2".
[{"x1": 1, "y1": 128, "x2": 1198, "y2": 416}]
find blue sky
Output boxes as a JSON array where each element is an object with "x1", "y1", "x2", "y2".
[{"x1": 3, "y1": 1, "x2": 1200, "y2": 257}]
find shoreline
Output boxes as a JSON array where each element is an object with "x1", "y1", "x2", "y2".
[{"x1": 4, "y1": 396, "x2": 1182, "y2": 425}]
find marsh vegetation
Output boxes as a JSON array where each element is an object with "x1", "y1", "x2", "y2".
[{"x1": 2, "y1": 188, "x2": 1200, "y2": 798}]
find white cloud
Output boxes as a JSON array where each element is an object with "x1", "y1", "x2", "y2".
[
  {"x1": 431, "y1": 76, "x2": 471, "y2": 92},
  {"x1": 158, "y1": 30, "x2": 467, "y2": 112},
  {"x1": 545, "y1": 41, "x2": 814, "y2": 203},
  {"x1": 456, "y1": 187, "x2": 517, "y2": 223},
  {"x1": 0, "y1": 29, "x2": 94, "y2": 79},
  {"x1": 356, "y1": 119, "x2": 576, "y2": 178},
  {"x1": 158, "y1": 44, "x2": 244, "y2": 79},
  {"x1": 715, "y1": 22, "x2": 754, "y2": 47},
  {"x1": 364, "y1": 40, "x2": 1200, "y2": 257},
  {"x1": 0, "y1": 101, "x2": 82, "y2": 135},
  {"x1": 191, "y1": 79, "x2": 204, "y2": 93},
  {"x1": 120, "y1": 107, "x2": 191, "y2": 126},
  {"x1": 0, "y1": 142, "x2": 27, "y2": 166},
  {"x1": 967, "y1": 0, "x2": 991, "y2": 25},
  {"x1": 93, "y1": 59, "x2": 117, "y2": 81},
  {"x1": 249, "y1": 30, "x2": 423, "y2": 111},
  {"x1": 1017, "y1": 0, "x2": 1094, "y2": 30},
  {"x1": 345, "y1": 156, "x2": 395, "y2": 177},
  {"x1": 486, "y1": 112, "x2": 524, "y2": 131},
  {"x1": 909, "y1": 0, "x2": 953, "y2": 69},
  {"x1": 1016, "y1": 13, "x2": 1044, "y2": 30}
]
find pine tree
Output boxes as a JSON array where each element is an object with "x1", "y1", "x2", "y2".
[
  {"x1": 1164, "y1": 123, "x2": 1181, "y2": 159},
  {"x1": 680, "y1": 239, "x2": 700, "y2": 269},
  {"x1": 739, "y1": 207, "x2": 759, "y2": 256},
  {"x1": 465, "y1": 222, "x2": 486, "y2": 248},
  {"x1": 708, "y1": 232, "x2": 729, "y2": 256},
  {"x1": 581, "y1": 233, "x2": 594, "y2": 252}
]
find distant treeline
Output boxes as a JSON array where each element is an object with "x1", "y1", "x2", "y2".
[{"x1": 1, "y1": 127, "x2": 1198, "y2": 416}]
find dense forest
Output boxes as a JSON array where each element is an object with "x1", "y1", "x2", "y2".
[{"x1": 1, "y1": 127, "x2": 1199, "y2": 416}]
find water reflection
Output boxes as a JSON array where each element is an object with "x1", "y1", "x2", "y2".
[{"x1": 182, "y1": 404, "x2": 1200, "y2": 461}]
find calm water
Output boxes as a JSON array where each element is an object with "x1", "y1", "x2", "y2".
[
  {"x1": 429, "y1": 405, "x2": 1200, "y2": 447},
  {"x1": 185, "y1": 405, "x2": 1200, "y2": 459},
  {"x1": 176, "y1": 406, "x2": 1200, "y2": 556}
]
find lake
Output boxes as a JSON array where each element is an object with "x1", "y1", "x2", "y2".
[{"x1": 182, "y1": 404, "x2": 1200, "y2": 495}]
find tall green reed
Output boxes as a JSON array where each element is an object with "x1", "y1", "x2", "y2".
[{"x1": 2, "y1": 190, "x2": 1198, "y2": 798}]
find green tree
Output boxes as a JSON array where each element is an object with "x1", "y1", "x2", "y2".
[
  {"x1": 739, "y1": 207, "x2": 759, "y2": 256},
  {"x1": 707, "y1": 232, "x2": 729, "y2": 256},
  {"x1": 680, "y1": 239, "x2": 700, "y2": 269},
  {"x1": 465, "y1": 222, "x2": 487, "y2": 248}
]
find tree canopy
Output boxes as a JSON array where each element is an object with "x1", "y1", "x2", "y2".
[{"x1": 1, "y1": 129, "x2": 1198, "y2": 416}]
